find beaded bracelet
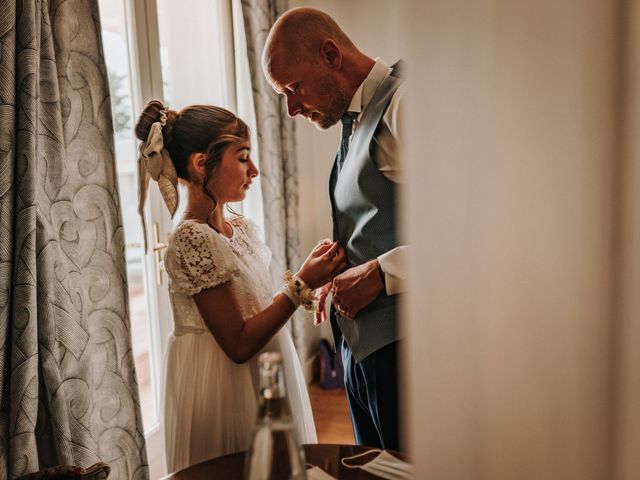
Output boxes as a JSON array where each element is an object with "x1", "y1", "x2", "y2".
[{"x1": 276, "y1": 270, "x2": 316, "y2": 311}]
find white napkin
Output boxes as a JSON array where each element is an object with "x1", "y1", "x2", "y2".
[{"x1": 307, "y1": 466, "x2": 337, "y2": 480}]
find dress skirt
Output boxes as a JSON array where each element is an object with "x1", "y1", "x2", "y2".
[{"x1": 163, "y1": 325, "x2": 316, "y2": 473}]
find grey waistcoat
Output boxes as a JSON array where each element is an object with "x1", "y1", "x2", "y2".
[{"x1": 329, "y1": 61, "x2": 404, "y2": 362}]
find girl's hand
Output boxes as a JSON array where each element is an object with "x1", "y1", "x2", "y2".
[
  {"x1": 296, "y1": 240, "x2": 346, "y2": 290},
  {"x1": 314, "y1": 282, "x2": 332, "y2": 325}
]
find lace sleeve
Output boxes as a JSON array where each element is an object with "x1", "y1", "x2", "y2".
[{"x1": 165, "y1": 221, "x2": 239, "y2": 295}]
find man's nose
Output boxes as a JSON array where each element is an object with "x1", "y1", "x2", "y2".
[{"x1": 286, "y1": 98, "x2": 302, "y2": 117}]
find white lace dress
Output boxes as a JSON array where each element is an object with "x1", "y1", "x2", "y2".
[{"x1": 162, "y1": 217, "x2": 317, "y2": 473}]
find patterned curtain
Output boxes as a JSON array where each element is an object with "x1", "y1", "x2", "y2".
[
  {"x1": 239, "y1": 0, "x2": 310, "y2": 362},
  {"x1": 0, "y1": 1, "x2": 148, "y2": 479}
]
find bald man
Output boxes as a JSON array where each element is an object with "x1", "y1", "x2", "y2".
[{"x1": 263, "y1": 8, "x2": 406, "y2": 450}]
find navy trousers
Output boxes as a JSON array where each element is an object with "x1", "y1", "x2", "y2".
[{"x1": 341, "y1": 338, "x2": 400, "y2": 450}]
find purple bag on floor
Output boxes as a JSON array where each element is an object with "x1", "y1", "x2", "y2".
[{"x1": 318, "y1": 338, "x2": 344, "y2": 389}]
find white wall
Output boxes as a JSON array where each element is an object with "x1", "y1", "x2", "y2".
[
  {"x1": 614, "y1": 0, "x2": 640, "y2": 476},
  {"x1": 400, "y1": 0, "x2": 639, "y2": 479}
]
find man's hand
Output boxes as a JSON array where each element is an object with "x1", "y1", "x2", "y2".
[
  {"x1": 331, "y1": 259, "x2": 385, "y2": 320},
  {"x1": 314, "y1": 283, "x2": 332, "y2": 326}
]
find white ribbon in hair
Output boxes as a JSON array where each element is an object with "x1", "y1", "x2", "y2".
[{"x1": 137, "y1": 111, "x2": 178, "y2": 252}]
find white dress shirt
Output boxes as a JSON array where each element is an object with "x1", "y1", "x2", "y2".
[{"x1": 345, "y1": 58, "x2": 407, "y2": 295}]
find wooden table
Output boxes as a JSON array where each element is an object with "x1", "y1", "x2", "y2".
[{"x1": 164, "y1": 444, "x2": 408, "y2": 479}]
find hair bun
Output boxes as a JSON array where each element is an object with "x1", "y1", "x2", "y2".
[
  {"x1": 162, "y1": 109, "x2": 178, "y2": 146},
  {"x1": 134, "y1": 100, "x2": 178, "y2": 145}
]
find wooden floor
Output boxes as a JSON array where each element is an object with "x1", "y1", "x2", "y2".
[{"x1": 308, "y1": 381, "x2": 355, "y2": 445}]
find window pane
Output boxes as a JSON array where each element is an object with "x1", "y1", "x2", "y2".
[
  {"x1": 98, "y1": 0, "x2": 158, "y2": 431},
  {"x1": 157, "y1": 0, "x2": 263, "y2": 223},
  {"x1": 156, "y1": 0, "x2": 229, "y2": 108},
  {"x1": 156, "y1": 0, "x2": 250, "y2": 221}
]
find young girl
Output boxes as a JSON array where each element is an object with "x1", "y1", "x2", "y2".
[{"x1": 134, "y1": 101, "x2": 346, "y2": 473}]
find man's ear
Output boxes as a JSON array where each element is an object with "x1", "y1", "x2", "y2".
[{"x1": 320, "y1": 39, "x2": 342, "y2": 69}]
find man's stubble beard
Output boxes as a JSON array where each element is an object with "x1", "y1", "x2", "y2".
[{"x1": 314, "y1": 75, "x2": 351, "y2": 130}]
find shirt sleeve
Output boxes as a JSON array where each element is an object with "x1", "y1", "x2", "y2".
[
  {"x1": 376, "y1": 80, "x2": 407, "y2": 295},
  {"x1": 374, "y1": 82, "x2": 406, "y2": 184},
  {"x1": 164, "y1": 221, "x2": 239, "y2": 295},
  {"x1": 377, "y1": 245, "x2": 408, "y2": 295}
]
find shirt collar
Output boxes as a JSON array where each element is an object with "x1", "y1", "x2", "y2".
[{"x1": 346, "y1": 58, "x2": 392, "y2": 115}]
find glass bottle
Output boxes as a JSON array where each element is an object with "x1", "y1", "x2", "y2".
[{"x1": 244, "y1": 352, "x2": 307, "y2": 480}]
